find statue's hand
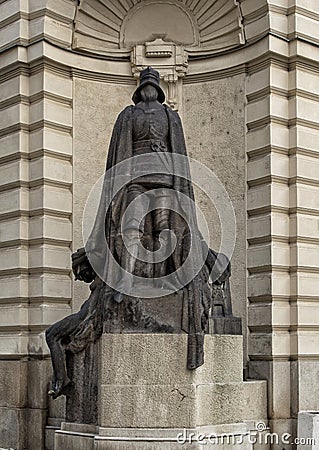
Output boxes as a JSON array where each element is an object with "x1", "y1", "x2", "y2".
[{"x1": 71, "y1": 247, "x2": 96, "y2": 283}]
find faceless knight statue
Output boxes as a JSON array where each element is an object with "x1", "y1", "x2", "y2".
[{"x1": 45, "y1": 67, "x2": 232, "y2": 399}]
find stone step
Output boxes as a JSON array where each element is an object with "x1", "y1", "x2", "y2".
[{"x1": 99, "y1": 379, "x2": 267, "y2": 428}]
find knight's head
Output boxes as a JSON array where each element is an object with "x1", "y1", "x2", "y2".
[
  {"x1": 140, "y1": 84, "x2": 158, "y2": 102},
  {"x1": 132, "y1": 67, "x2": 165, "y2": 104}
]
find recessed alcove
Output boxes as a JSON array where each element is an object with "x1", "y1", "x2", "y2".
[
  {"x1": 121, "y1": 1, "x2": 197, "y2": 47},
  {"x1": 72, "y1": 0, "x2": 245, "y2": 57}
]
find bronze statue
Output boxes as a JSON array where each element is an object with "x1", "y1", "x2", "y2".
[{"x1": 46, "y1": 67, "x2": 239, "y2": 400}]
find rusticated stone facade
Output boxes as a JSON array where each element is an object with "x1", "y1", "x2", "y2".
[{"x1": 0, "y1": 0, "x2": 319, "y2": 449}]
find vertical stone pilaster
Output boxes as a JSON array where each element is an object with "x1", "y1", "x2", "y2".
[
  {"x1": 0, "y1": 23, "x2": 74, "y2": 450},
  {"x1": 246, "y1": 0, "x2": 319, "y2": 442},
  {"x1": 0, "y1": 64, "x2": 73, "y2": 355},
  {"x1": 0, "y1": 63, "x2": 31, "y2": 442},
  {"x1": 288, "y1": 54, "x2": 319, "y2": 417},
  {"x1": 246, "y1": 59, "x2": 293, "y2": 437},
  {"x1": 28, "y1": 66, "x2": 73, "y2": 353},
  {"x1": 27, "y1": 64, "x2": 74, "y2": 447}
]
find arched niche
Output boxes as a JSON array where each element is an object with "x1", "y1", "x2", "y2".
[
  {"x1": 120, "y1": 1, "x2": 198, "y2": 48},
  {"x1": 72, "y1": 0, "x2": 245, "y2": 58}
]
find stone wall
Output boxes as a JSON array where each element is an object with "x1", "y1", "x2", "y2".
[
  {"x1": 72, "y1": 79, "x2": 135, "y2": 310},
  {"x1": 182, "y1": 76, "x2": 247, "y2": 360}
]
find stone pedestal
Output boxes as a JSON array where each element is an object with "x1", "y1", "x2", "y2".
[{"x1": 55, "y1": 334, "x2": 267, "y2": 449}]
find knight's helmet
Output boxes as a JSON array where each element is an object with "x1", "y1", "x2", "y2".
[{"x1": 132, "y1": 66, "x2": 165, "y2": 104}]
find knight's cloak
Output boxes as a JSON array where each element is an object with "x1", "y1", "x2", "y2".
[{"x1": 86, "y1": 104, "x2": 211, "y2": 369}]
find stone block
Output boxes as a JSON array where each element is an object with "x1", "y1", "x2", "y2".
[
  {"x1": 246, "y1": 96, "x2": 269, "y2": 124},
  {"x1": 29, "y1": 185, "x2": 72, "y2": 214},
  {"x1": 48, "y1": 393, "x2": 66, "y2": 421},
  {"x1": 0, "y1": 187, "x2": 29, "y2": 216},
  {"x1": 291, "y1": 154, "x2": 319, "y2": 182},
  {"x1": 30, "y1": 156, "x2": 72, "y2": 185},
  {"x1": 0, "y1": 332, "x2": 29, "y2": 357},
  {"x1": 197, "y1": 380, "x2": 267, "y2": 426},
  {"x1": 98, "y1": 334, "x2": 266, "y2": 430},
  {"x1": 272, "y1": 272, "x2": 290, "y2": 297},
  {"x1": 271, "y1": 242, "x2": 290, "y2": 267},
  {"x1": 297, "y1": 273, "x2": 319, "y2": 298},
  {"x1": 247, "y1": 154, "x2": 271, "y2": 182},
  {"x1": 0, "y1": 102, "x2": 28, "y2": 129},
  {"x1": 270, "y1": 94, "x2": 288, "y2": 119},
  {"x1": 292, "y1": 125, "x2": 319, "y2": 153},
  {"x1": 30, "y1": 70, "x2": 72, "y2": 99},
  {"x1": 272, "y1": 302, "x2": 290, "y2": 327},
  {"x1": 29, "y1": 0, "x2": 76, "y2": 19},
  {"x1": 29, "y1": 244, "x2": 71, "y2": 271},
  {"x1": 27, "y1": 359, "x2": 50, "y2": 409},
  {"x1": 292, "y1": 360, "x2": 319, "y2": 416},
  {"x1": 247, "y1": 243, "x2": 271, "y2": 269},
  {"x1": 99, "y1": 334, "x2": 243, "y2": 386},
  {"x1": 247, "y1": 214, "x2": 271, "y2": 240},
  {"x1": 291, "y1": 243, "x2": 319, "y2": 269},
  {"x1": 246, "y1": 67, "x2": 269, "y2": 95},
  {"x1": 294, "y1": 12, "x2": 319, "y2": 47},
  {"x1": 209, "y1": 316, "x2": 242, "y2": 335},
  {"x1": 0, "y1": 159, "x2": 29, "y2": 187},
  {"x1": 28, "y1": 273, "x2": 71, "y2": 299},
  {"x1": 0, "y1": 360, "x2": 27, "y2": 407},
  {"x1": 246, "y1": 125, "x2": 271, "y2": 154},
  {"x1": 0, "y1": 245, "x2": 28, "y2": 271},
  {"x1": 249, "y1": 360, "x2": 291, "y2": 419},
  {"x1": 292, "y1": 184, "x2": 319, "y2": 211},
  {"x1": 0, "y1": 406, "x2": 27, "y2": 450},
  {"x1": 0, "y1": 74, "x2": 25, "y2": 102},
  {"x1": 290, "y1": 300, "x2": 319, "y2": 327},
  {"x1": 247, "y1": 184, "x2": 271, "y2": 211},
  {"x1": 297, "y1": 412, "x2": 319, "y2": 450},
  {"x1": 248, "y1": 303, "x2": 272, "y2": 329},
  {"x1": 29, "y1": 215, "x2": 72, "y2": 242},
  {"x1": 0, "y1": 217, "x2": 29, "y2": 244},
  {"x1": 30, "y1": 127, "x2": 72, "y2": 157},
  {"x1": 27, "y1": 407, "x2": 47, "y2": 450},
  {"x1": 99, "y1": 383, "x2": 196, "y2": 428},
  {"x1": 28, "y1": 303, "x2": 72, "y2": 328},
  {"x1": 30, "y1": 98, "x2": 72, "y2": 127},
  {"x1": 271, "y1": 211, "x2": 289, "y2": 237},
  {"x1": 268, "y1": 418, "x2": 297, "y2": 450},
  {"x1": 0, "y1": 304, "x2": 28, "y2": 328},
  {"x1": 45, "y1": 425, "x2": 57, "y2": 450}
]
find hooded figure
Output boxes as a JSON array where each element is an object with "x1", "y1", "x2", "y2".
[
  {"x1": 86, "y1": 66, "x2": 211, "y2": 369},
  {"x1": 45, "y1": 67, "x2": 234, "y2": 401}
]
